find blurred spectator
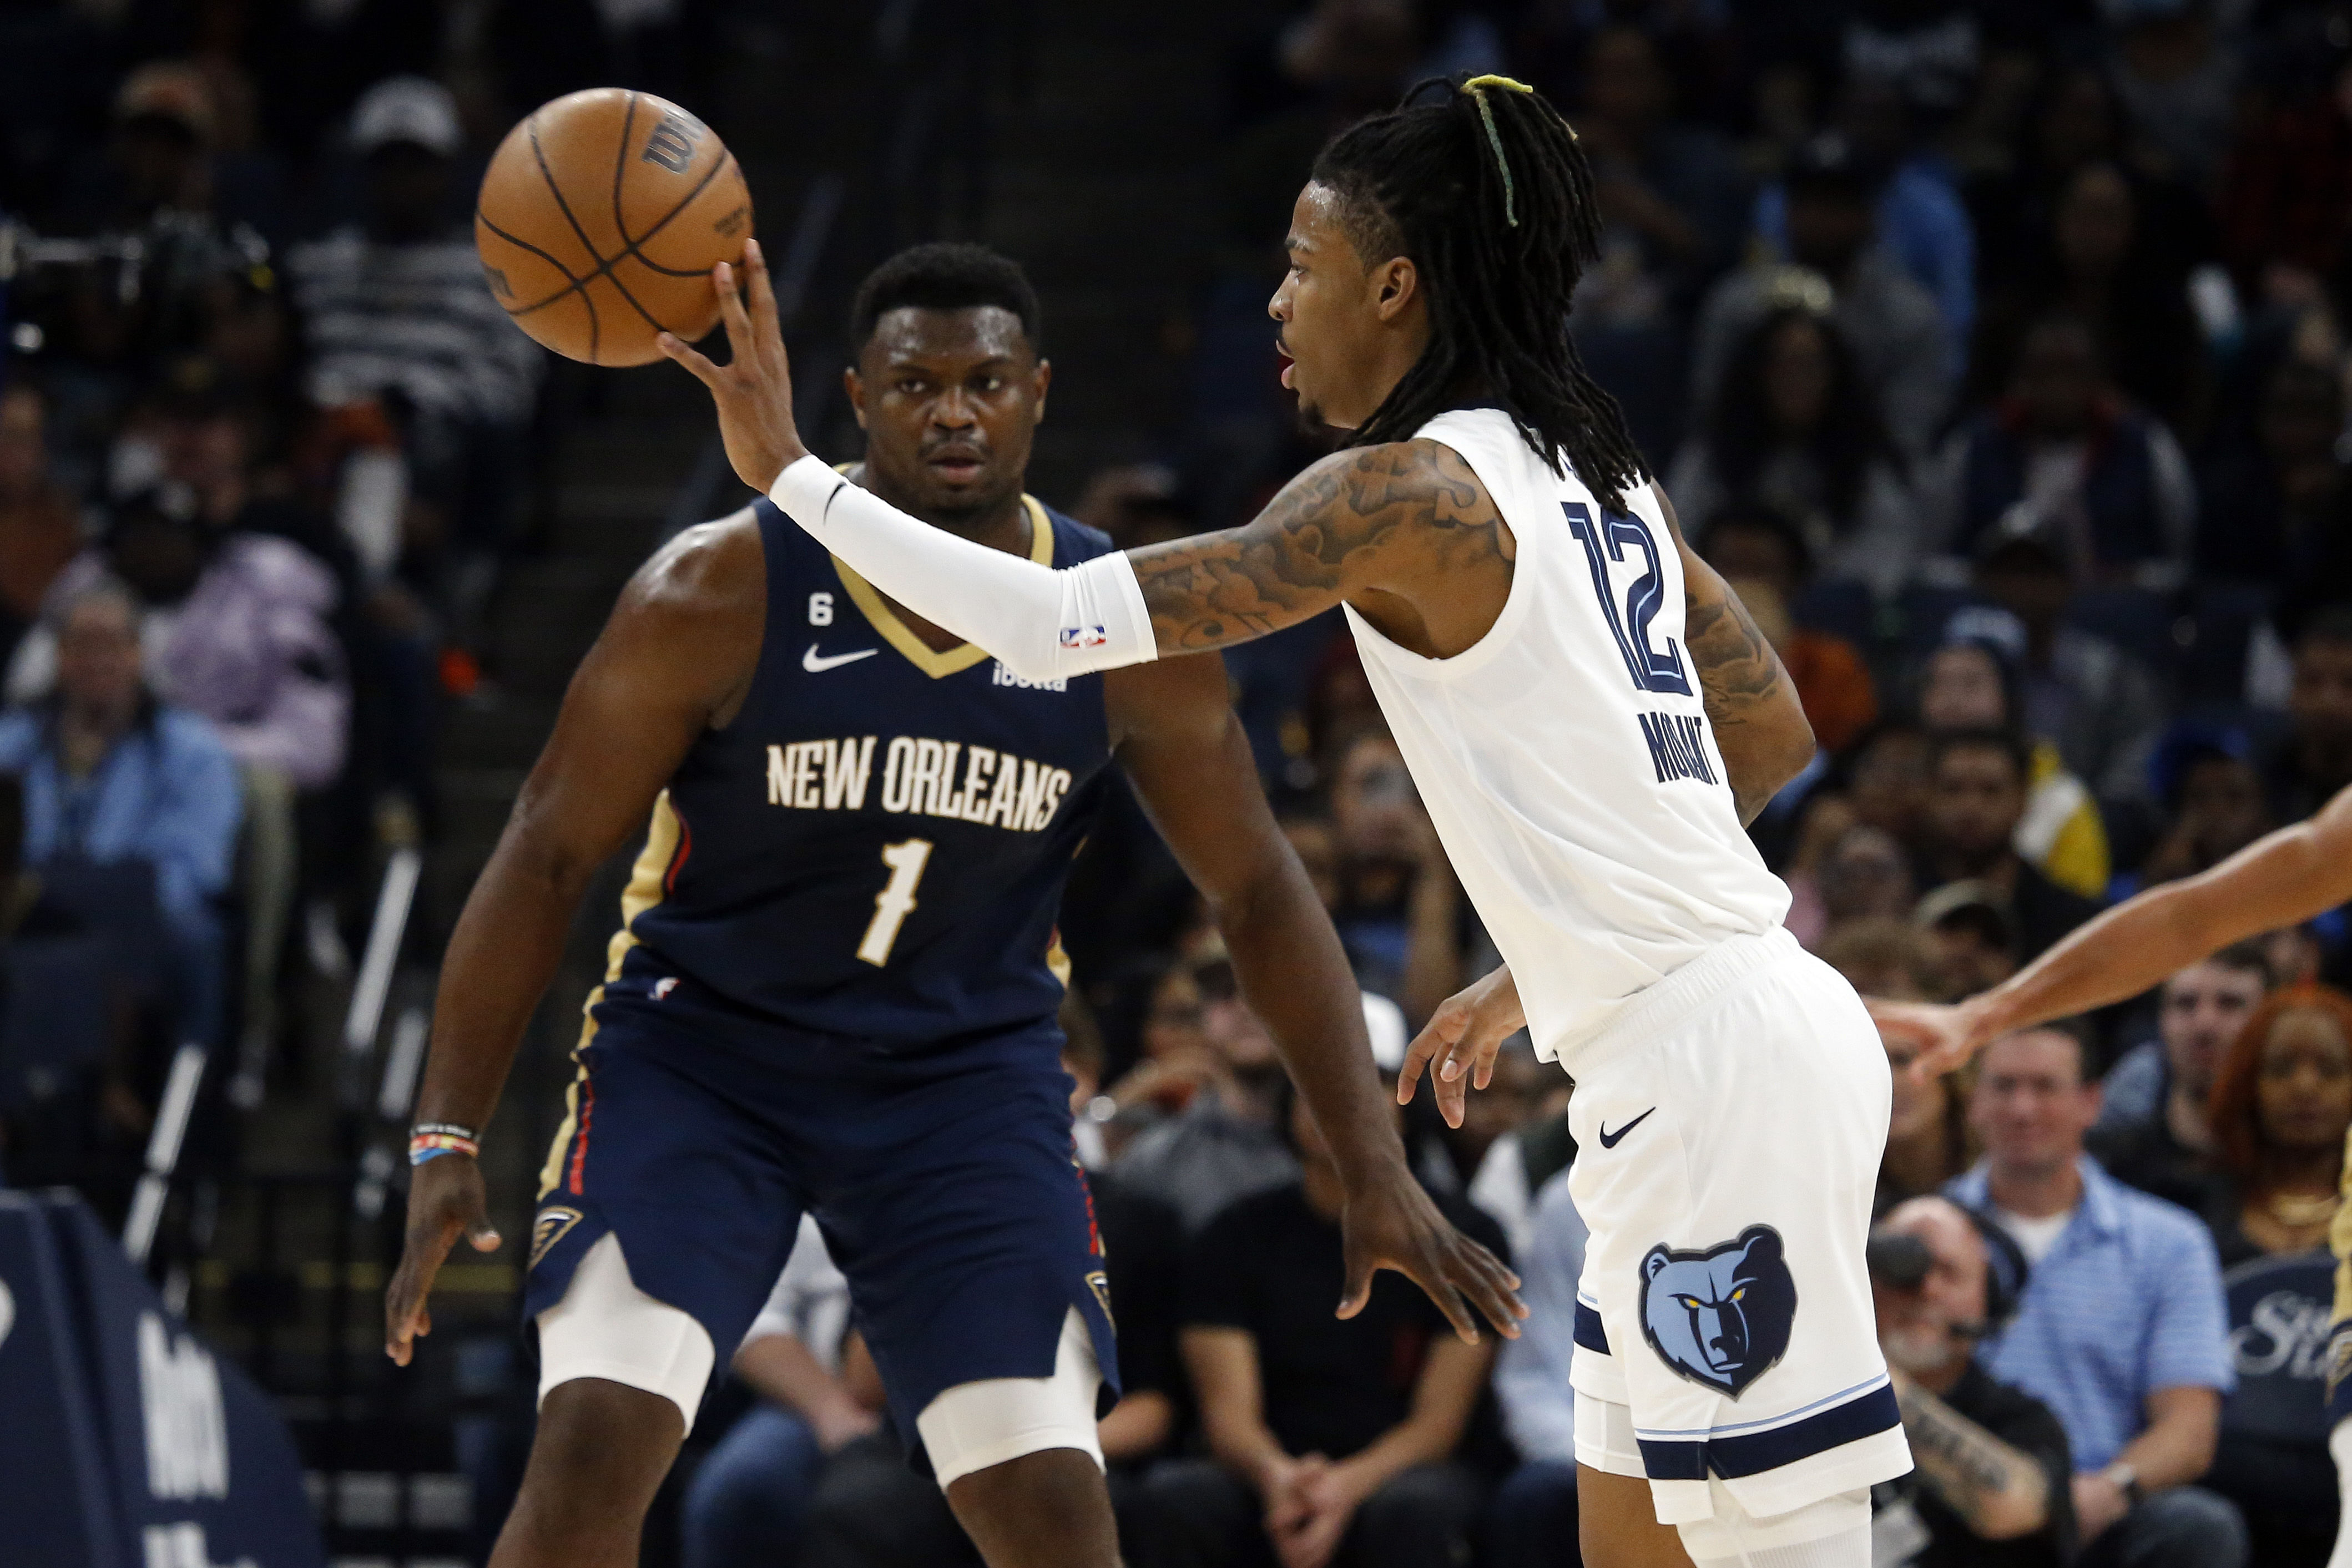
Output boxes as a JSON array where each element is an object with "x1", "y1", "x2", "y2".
[
  {"x1": 2134, "y1": 724, "x2": 2270, "y2": 889},
  {"x1": 1870, "y1": 1197, "x2": 2075, "y2": 1566},
  {"x1": 2203, "y1": 983, "x2": 2352, "y2": 1266},
  {"x1": 1753, "y1": 77, "x2": 1977, "y2": 345},
  {"x1": 1969, "y1": 64, "x2": 2217, "y2": 307},
  {"x1": 1111, "y1": 952, "x2": 1302, "y2": 1232},
  {"x1": 1917, "y1": 632, "x2": 2109, "y2": 899},
  {"x1": 1916, "y1": 880, "x2": 2022, "y2": 999},
  {"x1": 1974, "y1": 161, "x2": 2207, "y2": 433},
  {"x1": 2221, "y1": 47, "x2": 2352, "y2": 319},
  {"x1": 1692, "y1": 133, "x2": 1953, "y2": 461},
  {"x1": 1143, "y1": 1063, "x2": 1502, "y2": 1568},
  {"x1": 1929, "y1": 313, "x2": 2195, "y2": 591},
  {"x1": 2102, "y1": 0, "x2": 2240, "y2": 194},
  {"x1": 1427, "y1": 1035, "x2": 1545, "y2": 1206},
  {"x1": 682, "y1": 1215, "x2": 874, "y2": 1568},
  {"x1": 0, "y1": 383, "x2": 82, "y2": 667},
  {"x1": 1326, "y1": 727, "x2": 1462, "y2": 1026},
  {"x1": 1486, "y1": 1171, "x2": 1586, "y2": 1568},
  {"x1": 1698, "y1": 505, "x2": 1877, "y2": 753},
  {"x1": 1464, "y1": 1075, "x2": 1577, "y2": 1263},
  {"x1": 2199, "y1": 984, "x2": 2352, "y2": 1567},
  {"x1": 1815, "y1": 827, "x2": 1919, "y2": 933},
  {"x1": 1564, "y1": 24, "x2": 1750, "y2": 459},
  {"x1": 0, "y1": 579, "x2": 241, "y2": 1048},
  {"x1": 1848, "y1": 720, "x2": 1935, "y2": 851},
  {"x1": 23, "y1": 489, "x2": 347, "y2": 788},
  {"x1": 286, "y1": 76, "x2": 542, "y2": 633},
  {"x1": 1957, "y1": 565, "x2": 2168, "y2": 808},
  {"x1": 2092, "y1": 944, "x2": 2274, "y2": 1213},
  {"x1": 2260, "y1": 607, "x2": 2352, "y2": 822},
  {"x1": 2200, "y1": 356, "x2": 2352, "y2": 613},
  {"x1": 1950, "y1": 1026, "x2": 2245, "y2": 1568},
  {"x1": 1917, "y1": 730, "x2": 2103, "y2": 963},
  {"x1": 1096, "y1": 954, "x2": 1221, "y2": 1153},
  {"x1": 1671, "y1": 307, "x2": 1917, "y2": 600}
]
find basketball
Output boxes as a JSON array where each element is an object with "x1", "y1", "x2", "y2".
[{"x1": 474, "y1": 88, "x2": 753, "y2": 366}]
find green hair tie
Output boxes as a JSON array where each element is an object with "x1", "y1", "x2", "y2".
[{"x1": 1462, "y1": 74, "x2": 1538, "y2": 228}]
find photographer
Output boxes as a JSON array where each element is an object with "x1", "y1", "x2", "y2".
[{"x1": 1870, "y1": 1197, "x2": 2075, "y2": 1567}]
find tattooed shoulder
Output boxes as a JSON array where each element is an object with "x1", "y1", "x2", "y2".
[{"x1": 1130, "y1": 440, "x2": 1508, "y2": 651}]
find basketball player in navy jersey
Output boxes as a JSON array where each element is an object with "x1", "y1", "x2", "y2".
[
  {"x1": 385, "y1": 243, "x2": 1520, "y2": 1568},
  {"x1": 668, "y1": 78, "x2": 1911, "y2": 1568}
]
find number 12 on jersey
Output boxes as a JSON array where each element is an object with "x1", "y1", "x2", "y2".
[
  {"x1": 1562, "y1": 502, "x2": 1692, "y2": 697},
  {"x1": 857, "y1": 838, "x2": 933, "y2": 966}
]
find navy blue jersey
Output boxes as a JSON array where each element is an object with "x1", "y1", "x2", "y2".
[{"x1": 600, "y1": 492, "x2": 1116, "y2": 1051}]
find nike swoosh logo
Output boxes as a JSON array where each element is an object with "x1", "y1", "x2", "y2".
[
  {"x1": 802, "y1": 645, "x2": 880, "y2": 674},
  {"x1": 1597, "y1": 1107, "x2": 1657, "y2": 1149}
]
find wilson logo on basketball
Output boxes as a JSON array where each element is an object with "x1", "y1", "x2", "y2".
[{"x1": 640, "y1": 110, "x2": 704, "y2": 173}]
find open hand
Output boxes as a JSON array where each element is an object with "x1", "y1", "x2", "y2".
[
  {"x1": 1397, "y1": 963, "x2": 1525, "y2": 1129},
  {"x1": 658, "y1": 237, "x2": 809, "y2": 493},
  {"x1": 1339, "y1": 1162, "x2": 1522, "y2": 1343},
  {"x1": 385, "y1": 1154, "x2": 501, "y2": 1365},
  {"x1": 1865, "y1": 994, "x2": 1997, "y2": 1081}
]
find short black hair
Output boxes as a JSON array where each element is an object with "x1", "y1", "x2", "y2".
[
  {"x1": 849, "y1": 242, "x2": 1041, "y2": 352},
  {"x1": 1927, "y1": 725, "x2": 2031, "y2": 782}
]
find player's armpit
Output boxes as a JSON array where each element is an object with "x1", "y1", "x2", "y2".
[
  {"x1": 1652, "y1": 484, "x2": 1814, "y2": 825},
  {"x1": 1128, "y1": 439, "x2": 1505, "y2": 653}
]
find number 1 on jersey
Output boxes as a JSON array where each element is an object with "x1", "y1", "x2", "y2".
[{"x1": 857, "y1": 838, "x2": 934, "y2": 966}]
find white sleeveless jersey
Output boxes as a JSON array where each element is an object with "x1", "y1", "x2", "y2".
[{"x1": 1345, "y1": 408, "x2": 1791, "y2": 1065}]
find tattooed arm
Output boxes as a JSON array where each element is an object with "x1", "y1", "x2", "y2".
[
  {"x1": 1128, "y1": 441, "x2": 1508, "y2": 653},
  {"x1": 1649, "y1": 484, "x2": 1814, "y2": 826},
  {"x1": 1894, "y1": 1373, "x2": 2058, "y2": 1541}
]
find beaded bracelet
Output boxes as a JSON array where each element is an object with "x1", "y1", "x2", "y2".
[{"x1": 409, "y1": 1122, "x2": 481, "y2": 1165}]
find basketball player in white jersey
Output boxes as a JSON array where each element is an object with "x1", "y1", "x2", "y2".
[{"x1": 664, "y1": 72, "x2": 1910, "y2": 1568}]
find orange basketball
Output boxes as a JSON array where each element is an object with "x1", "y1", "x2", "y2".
[{"x1": 475, "y1": 88, "x2": 753, "y2": 367}]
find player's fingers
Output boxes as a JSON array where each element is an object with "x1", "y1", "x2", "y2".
[
  {"x1": 743, "y1": 236, "x2": 783, "y2": 346},
  {"x1": 469, "y1": 1223, "x2": 503, "y2": 1252},
  {"x1": 1434, "y1": 1057, "x2": 1469, "y2": 1129},
  {"x1": 1336, "y1": 1237, "x2": 1376, "y2": 1321},
  {"x1": 711, "y1": 260, "x2": 754, "y2": 353},
  {"x1": 656, "y1": 331, "x2": 721, "y2": 389},
  {"x1": 1455, "y1": 1238, "x2": 1527, "y2": 1336},
  {"x1": 1395, "y1": 1030, "x2": 1444, "y2": 1105}
]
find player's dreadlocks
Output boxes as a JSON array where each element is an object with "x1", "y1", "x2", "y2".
[{"x1": 1311, "y1": 74, "x2": 1648, "y2": 505}]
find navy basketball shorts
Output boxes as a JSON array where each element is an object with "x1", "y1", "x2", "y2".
[
  {"x1": 523, "y1": 986, "x2": 1119, "y2": 1462},
  {"x1": 1559, "y1": 927, "x2": 1912, "y2": 1532}
]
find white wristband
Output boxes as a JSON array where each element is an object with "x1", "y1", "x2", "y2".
[{"x1": 769, "y1": 457, "x2": 1157, "y2": 682}]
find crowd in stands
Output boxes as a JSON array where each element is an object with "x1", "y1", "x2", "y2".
[
  {"x1": 0, "y1": 0, "x2": 567, "y2": 1197},
  {"x1": 3, "y1": 1, "x2": 2352, "y2": 1566}
]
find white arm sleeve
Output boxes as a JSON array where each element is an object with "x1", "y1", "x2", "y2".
[{"x1": 770, "y1": 457, "x2": 1158, "y2": 681}]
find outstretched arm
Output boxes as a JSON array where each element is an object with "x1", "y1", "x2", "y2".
[
  {"x1": 660, "y1": 244, "x2": 1461, "y2": 680},
  {"x1": 1107, "y1": 656, "x2": 1521, "y2": 1341},
  {"x1": 1874, "y1": 783, "x2": 2352, "y2": 1075}
]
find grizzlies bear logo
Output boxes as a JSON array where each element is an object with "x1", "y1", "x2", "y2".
[{"x1": 1638, "y1": 1225, "x2": 1797, "y2": 1398}]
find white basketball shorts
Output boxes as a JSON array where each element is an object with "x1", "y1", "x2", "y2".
[{"x1": 1561, "y1": 925, "x2": 1912, "y2": 1527}]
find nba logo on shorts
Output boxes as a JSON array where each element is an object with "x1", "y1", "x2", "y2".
[
  {"x1": 1638, "y1": 1224, "x2": 1798, "y2": 1398},
  {"x1": 1058, "y1": 625, "x2": 1108, "y2": 649}
]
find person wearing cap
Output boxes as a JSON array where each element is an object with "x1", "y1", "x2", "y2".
[
  {"x1": 1691, "y1": 131, "x2": 1954, "y2": 461},
  {"x1": 1144, "y1": 1016, "x2": 1508, "y2": 1568},
  {"x1": 1916, "y1": 881, "x2": 2022, "y2": 1002},
  {"x1": 285, "y1": 75, "x2": 541, "y2": 634}
]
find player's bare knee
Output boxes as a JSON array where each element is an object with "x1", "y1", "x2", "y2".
[{"x1": 528, "y1": 1377, "x2": 684, "y2": 1497}]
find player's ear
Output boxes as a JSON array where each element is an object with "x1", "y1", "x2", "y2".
[
  {"x1": 844, "y1": 364, "x2": 868, "y2": 429},
  {"x1": 1372, "y1": 255, "x2": 1420, "y2": 322}
]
